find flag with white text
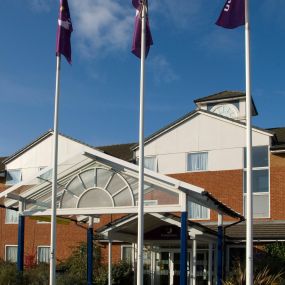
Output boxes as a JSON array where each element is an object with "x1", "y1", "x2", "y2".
[
  {"x1": 56, "y1": 0, "x2": 73, "y2": 63},
  {"x1": 216, "y1": 0, "x2": 245, "y2": 29}
]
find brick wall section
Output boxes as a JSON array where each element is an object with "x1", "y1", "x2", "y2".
[
  {"x1": 270, "y1": 153, "x2": 285, "y2": 220},
  {"x1": 170, "y1": 170, "x2": 244, "y2": 222}
]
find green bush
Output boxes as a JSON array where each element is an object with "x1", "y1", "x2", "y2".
[{"x1": 0, "y1": 243, "x2": 134, "y2": 285}]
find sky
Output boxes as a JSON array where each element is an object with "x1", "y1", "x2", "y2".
[{"x1": 1, "y1": 0, "x2": 285, "y2": 156}]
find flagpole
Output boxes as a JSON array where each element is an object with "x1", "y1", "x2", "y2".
[
  {"x1": 50, "y1": 54, "x2": 61, "y2": 285},
  {"x1": 137, "y1": 2, "x2": 146, "y2": 285},
  {"x1": 245, "y1": 0, "x2": 253, "y2": 284}
]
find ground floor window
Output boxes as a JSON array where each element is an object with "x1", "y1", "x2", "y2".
[
  {"x1": 37, "y1": 246, "x2": 50, "y2": 263},
  {"x1": 5, "y1": 245, "x2": 18, "y2": 263},
  {"x1": 121, "y1": 245, "x2": 133, "y2": 262}
]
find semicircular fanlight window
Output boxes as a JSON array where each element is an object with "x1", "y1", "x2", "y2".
[{"x1": 60, "y1": 167, "x2": 134, "y2": 209}]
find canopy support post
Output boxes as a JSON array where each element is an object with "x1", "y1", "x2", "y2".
[
  {"x1": 108, "y1": 240, "x2": 112, "y2": 285},
  {"x1": 180, "y1": 211, "x2": 188, "y2": 285},
  {"x1": 87, "y1": 217, "x2": 93, "y2": 285},
  {"x1": 217, "y1": 213, "x2": 223, "y2": 285},
  {"x1": 17, "y1": 202, "x2": 25, "y2": 273}
]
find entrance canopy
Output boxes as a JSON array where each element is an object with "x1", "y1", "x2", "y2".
[
  {"x1": 0, "y1": 149, "x2": 243, "y2": 219},
  {"x1": 97, "y1": 213, "x2": 219, "y2": 244}
]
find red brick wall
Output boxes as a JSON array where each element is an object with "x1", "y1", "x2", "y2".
[
  {"x1": 0, "y1": 209, "x2": 125, "y2": 264},
  {"x1": 170, "y1": 170, "x2": 244, "y2": 222},
  {"x1": 270, "y1": 153, "x2": 285, "y2": 220}
]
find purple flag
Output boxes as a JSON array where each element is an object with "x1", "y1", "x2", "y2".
[
  {"x1": 56, "y1": 0, "x2": 73, "y2": 63},
  {"x1": 216, "y1": 0, "x2": 245, "y2": 29},
  {"x1": 132, "y1": 0, "x2": 153, "y2": 58}
]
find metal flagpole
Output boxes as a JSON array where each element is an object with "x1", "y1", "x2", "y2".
[
  {"x1": 245, "y1": 0, "x2": 253, "y2": 284},
  {"x1": 137, "y1": 2, "x2": 147, "y2": 285},
  {"x1": 50, "y1": 54, "x2": 61, "y2": 285}
]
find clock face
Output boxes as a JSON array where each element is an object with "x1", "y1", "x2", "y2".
[{"x1": 210, "y1": 104, "x2": 239, "y2": 119}]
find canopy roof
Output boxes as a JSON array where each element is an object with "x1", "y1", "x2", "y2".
[
  {"x1": 0, "y1": 149, "x2": 243, "y2": 219},
  {"x1": 97, "y1": 213, "x2": 219, "y2": 245}
]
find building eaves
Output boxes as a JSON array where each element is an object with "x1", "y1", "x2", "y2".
[
  {"x1": 3, "y1": 129, "x2": 134, "y2": 165},
  {"x1": 3, "y1": 130, "x2": 54, "y2": 164},
  {"x1": 131, "y1": 109, "x2": 273, "y2": 151},
  {"x1": 194, "y1": 90, "x2": 245, "y2": 103}
]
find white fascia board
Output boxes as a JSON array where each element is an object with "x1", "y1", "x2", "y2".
[
  {"x1": 271, "y1": 149, "x2": 285, "y2": 154},
  {"x1": 199, "y1": 110, "x2": 273, "y2": 137},
  {"x1": 23, "y1": 205, "x2": 183, "y2": 217}
]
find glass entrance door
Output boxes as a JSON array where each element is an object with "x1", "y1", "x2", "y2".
[
  {"x1": 155, "y1": 252, "x2": 170, "y2": 285},
  {"x1": 196, "y1": 250, "x2": 208, "y2": 285}
]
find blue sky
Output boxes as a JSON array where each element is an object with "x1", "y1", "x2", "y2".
[{"x1": 1, "y1": 0, "x2": 285, "y2": 156}]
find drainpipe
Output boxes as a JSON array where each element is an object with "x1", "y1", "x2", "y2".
[{"x1": 223, "y1": 219, "x2": 245, "y2": 279}]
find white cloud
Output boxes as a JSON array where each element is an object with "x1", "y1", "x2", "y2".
[
  {"x1": 69, "y1": 0, "x2": 134, "y2": 58},
  {"x1": 149, "y1": 55, "x2": 178, "y2": 84}
]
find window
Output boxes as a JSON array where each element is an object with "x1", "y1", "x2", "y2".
[
  {"x1": 188, "y1": 201, "x2": 210, "y2": 220},
  {"x1": 6, "y1": 169, "x2": 21, "y2": 185},
  {"x1": 121, "y1": 245, "x2": 133, "y2": 262},
  {"x1": 5, "y1": 209, "x2": 19, "y2": 224},
  {"x1": 136, "y1": 156, "x2": 157, "y2": 172},
  {"x1": 5, "y1": 245, "x2": 18, "y2": 262},
  {"x1": 243, "y1": 146, "x2": 269, "y2": 218},
  {"x1": 187, "y1": 152, "x2": 208, "y2": 171},
  {"x1": 37, "y1": 246, "x2": 50, "y2": 263}
]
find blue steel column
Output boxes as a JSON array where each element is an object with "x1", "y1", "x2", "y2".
[
  {"x1": 217, "y1": 214, "x2": 223, "y2": 285},
  {"x1": 87, "y1": 217, "x2": 93, "y2": 285},
  {"x1": 17, "y1": 214, "x2": 25, "y2": 272},
  {"x1": 180, "y1": 211, "x2": 188, "y2": 285}
]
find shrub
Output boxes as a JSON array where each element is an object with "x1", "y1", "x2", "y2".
[{"x1": 223, "y1": 261, "x2": 284, "y2": 285}]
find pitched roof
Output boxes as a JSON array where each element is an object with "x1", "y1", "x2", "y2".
[
  {"x1": 0, "y1": 157, "x2": 8, "y2": 172},
  {"x1": 265, "y1": 127, "x2": 285, "y2": 151},
  {"x1": 131, "y1": 109, "x2": 273, "y2": 151},
  {"x1": 194, "y1": 90, "x2": 246, "y2": 103},
  {"x1": 194, "y1": 90, "x2": 258, "y2": 115},
  {"x1": 96, "y1": 143, "x2": 135, "y2": 162},
  {"x1": 207, "y1": 220, "x2": 285, "y2": 241}
]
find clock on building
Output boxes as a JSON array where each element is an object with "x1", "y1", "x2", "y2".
[{"x1": 210, "y1": 104, "x2": 239, "y2": 119}]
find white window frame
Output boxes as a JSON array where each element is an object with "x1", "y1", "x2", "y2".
[
  {"x1": 121, "y1": 245, "x2": 133, "y2": 262},
  {"x1": 243, "y1": 146, "x2": 270, "y2": 219},
  {"x1": 37, "y1": 246, "x2": 50, "y2": 264},
  {"x1": 5, "y1": 209, "x2": 19, "y2": 224},
  {"x1": 188, "y1": 201, "x2": 210, "y2": 221},
  {"x1": 5, "y1": 245, "x2": 18, "y2": 263},
  {"x1": 136, "y1": 156, "x2": 157, "y2": 172},
  {"x1": 186, "y1": 152, "x2": 208, "y2": 172}
]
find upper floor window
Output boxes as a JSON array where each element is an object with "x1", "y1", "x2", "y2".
[
  {"x1": 187, "y1": 152, "x2": 208, "y2": 172},
  {"x1": 5, "y1": 209, "x2": 19, "y2": 224},
  {"x1": 136, "y1": 156, "x2": 157, "y2": 172},
  {"x1": 6, "y1": 169, "x2": 22, "y2": 185},
  {"x1": 243, "y1": 146, "x2": 269, "y2": 218},
  {"x1": 188, "y1": 201, "x2": 210, "y2": 220}
]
